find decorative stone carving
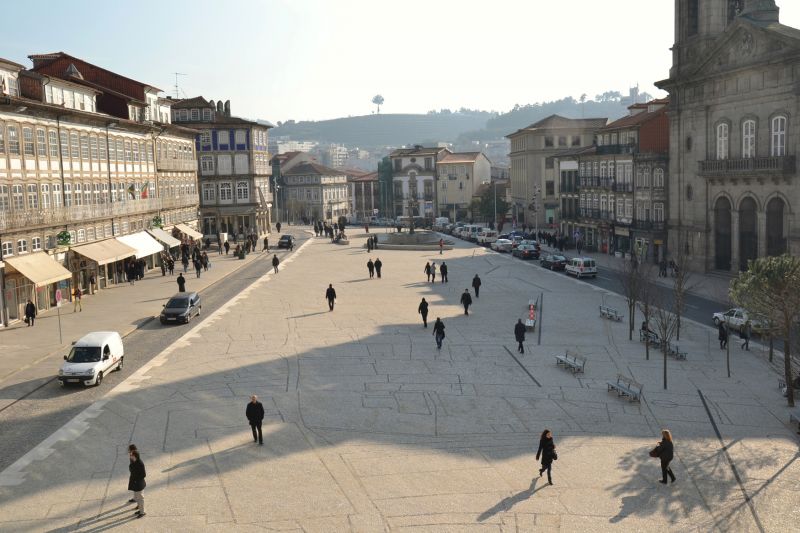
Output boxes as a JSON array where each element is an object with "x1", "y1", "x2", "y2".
[{"x1": 741, "y1": 32, "x2": 755, "y2": 55}]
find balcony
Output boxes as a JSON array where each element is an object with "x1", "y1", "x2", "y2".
[
  {"x1": 157, "y1": 158, "x2": 198, "y2": 172},
  {"x1": 596, "y1": 143, "x2": 637, "y2": 156},
  {"x1": 0, "y1": 196, "x2": 199, "y2": 231},
  {"x1": 631, "y1": 220, "x2": 666, "y2": 231},
  {"x1": 612, "y1": 182, "x2": 633, "y2": 193},
  {"x1": 698, "y1": 156, "x2": 795, "y2": 177}
]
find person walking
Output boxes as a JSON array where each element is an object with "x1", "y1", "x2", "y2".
[
  {"x1": 246, "y1": 395, "x2": 264, "y2": 445},
  {"x1": 536, "y1": 429, "x2": 556, "y2": 485},
  {"x1": 424, "y1": 262, "x2": 431, "y2": 282},
  {"x1": 654, "y1": 429, "x2": 676, "y2": 484},
  {"x1": 325, "y1": 284, "x2": 337, "y2": 311},
  {"x1": 740, "y1": 320, "x2": 751, "y2": 351},
  {"x1": 440, "y1": 262, "x2": 448, "y2": 283},
  {"x1": 193, "y1": 258, "x2": 201, "y2": 278},
  {"x1": 24, "y1": 299, "x2": 36, "y2": 327},
  {"x1": 167, "y1": 257, "x2": 175, "y2": 276},
  {"x1": 432, "y1": 317, "x2": 445, "y2": 349},
  {"x1": 514, "y1": 318, "x2": 526, "y2": 354},
  {"x1": 460, "y1": 289, "x2": 473, "y2": 316},
  {"x1": 367, "y1": 238, "x2": 373, "y2": 253},
  {"x1": 718, "y1": 322, "x2": 728, "y2": 349},
  {"x1": 418, "y1": 298, "x2": 429, "y2": 328},
  {"x1": 272, "y1": 254, "x2": 280, "y2": 274},
  {"x1": 224, "y1": 240, "x2": 230, "y2": 255},
  {"x1": 176, "y1": 273, "x2": 186, "y2": 292},
  {"x1": 430, "y1": 262, "x2": 437, "y2": 283},
  {"x1": 128, "y1": 449, "x2": 146, "y2": 518},
  {"x1": 263, "y1": 236, "x2": 269, "y2": 252},
  {"x1": 73, "y1": 287, "x2": 82, "y2": 312},
  {"x1": 439, "y1": 238, "x2": 444, "y2": 255},
  {"x1": 472, "y1": 274, "x2": 482, "y2": 298},
  {"x1": 276, "y1": 222, "x2": 282, "y2": 233},
  {"x1": 367, "y1": 258, "x2": 375, "y2": 279},
  {"x1": 126, "y1": 444, "x2": 139, "y2": 504},
  {"x1": 374, "y1": 258, "x2": 382, "y2": 278}
]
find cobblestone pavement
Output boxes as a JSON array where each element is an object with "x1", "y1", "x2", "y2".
[{"x1": 0, "y1": 231, "x2": 798, "y2": 532}]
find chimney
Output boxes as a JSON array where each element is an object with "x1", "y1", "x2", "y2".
[
  {"x1": 217, "y1": 100, "x2": 224, "y2": 114},
  {"x1": 224, "y1": 100, "x2": 230, "y2": 117}
]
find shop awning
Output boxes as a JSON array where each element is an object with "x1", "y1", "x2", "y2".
[
  {"x1": 147, "y1": 227, "x2": 181, "y2": 248},
  {"x1": 115, "y1": 231, "x2": 165, "y2": 259},
  {"x1": 175, "y1": 223, "x2": 203, "y2": 240},
  {"x1": 4, "y1": 253, "x2": 72, "y2": 288},
  {"x1": 72, "y1": 239, "x2": 137, "y2": 266}
]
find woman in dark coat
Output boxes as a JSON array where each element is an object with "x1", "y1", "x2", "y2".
[
  {"x1": 657, "y1": 429, "x2": 676, "y2": 484},
  {"x1": 536, "y1": 429, "x2": 556, "y2": 485},
  {"x1": 24, "y1": 299, "x2": 36, "y2": 327},
  {"x1": 128, "y1": 450, "x2": 146, "y2": 518}
]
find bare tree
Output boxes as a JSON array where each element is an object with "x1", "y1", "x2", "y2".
[
  {"x1": 650, "y1": 280, "x2": 680, "y2": 390},
  {"x1": 670, "y1": 247, "x2": 696, "y2": 341},
  {"x1": 637, "y1": 264, "x2": 658, "y2": 361},
  {"x1": 617, "y1": 257, "x2": 642, "y2": 341}
]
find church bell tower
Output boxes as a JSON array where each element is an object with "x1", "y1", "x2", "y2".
[{"x1": 670, "y1": 0, "x2": 741, "y2": 76}]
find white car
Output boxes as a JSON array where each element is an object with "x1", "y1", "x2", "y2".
[
  {"x1": 712, "y1": 308, "x2": 764, "y2": 333},
  {"x1": 491, "y1": 238, "x2": 513, "y2": 252},
  {"x1": 58, "y1": 331, "x2": 124, "y2": 387},
  {"x1": 476, "y1": 229, "x2": 498, "y2": 246}
]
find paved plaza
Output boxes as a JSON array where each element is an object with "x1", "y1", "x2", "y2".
[{"x1": 0, "y1": 230, "x2": 798, "y2": 532}]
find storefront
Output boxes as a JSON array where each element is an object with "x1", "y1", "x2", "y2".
[
  {"x1": 70, "y1": 239, "x2": 137, "y2": 290},
  {"x1": 116, "y1": 231, "x2": 165, "y2": 269},
  {"x1": 614, "y1": 226, "x2": 632, "y2": 257},
  {"x1": 4, "y1": 252, "x2": 73, "y2": 320}
]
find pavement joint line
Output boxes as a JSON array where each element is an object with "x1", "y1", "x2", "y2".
[
  {"x1": 501, "y1": 345, "x2": 541, "y2": 387},
  {"x1": 0, "y1": 235, "x2": 313, "y2": 488}
]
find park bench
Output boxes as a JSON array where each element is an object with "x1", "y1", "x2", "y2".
[
  {"x1": 599, "y1": 305, "x2": 623, "y2": 321},
  {"x1": 666, "y1": 342, "x2": 688, "y2": 360},
  {"x1": 639, "y1": 329, "x2": 660, "y2": 346},
  {"x1": 607, "y1": 374, "x2": 644, "y2": 402},
  {"x1": 778, "y1": 372, "x2": 800, "y2": 398},
  {"x1": 555, "y1": 350, "x2": 586, "y2": 374}
]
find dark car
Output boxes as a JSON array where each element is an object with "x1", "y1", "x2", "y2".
[
  {"x1": 278, "y1": 235, "x2": 294, "y2": 249},
  {"x1": 540, "y1": 254, "x2": 567, "y2": 271},
  {"x1": 512, "y1": 244, "x2": 540, "y2": 260},
  {"x1": 160, "y1": 292, "x2": 202, "y2": 324}
]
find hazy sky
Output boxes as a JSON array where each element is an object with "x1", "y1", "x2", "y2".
[{"x1": 3, "y1": 1, "x2": 800, "y2": 122}]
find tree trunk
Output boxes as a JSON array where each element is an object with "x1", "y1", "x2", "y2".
[
  {"x1": 628, "y1": 303, "x2": 634, "y2": 340},
  {"x1": 676, "y1": 315, "x2": 681, "y2": 341},
  {"x1": 784, "y1": 335, "x2": 795, "y2": 407},
  {"x1": 663, "y1": 346, "x2": 668, "y2": 389}
]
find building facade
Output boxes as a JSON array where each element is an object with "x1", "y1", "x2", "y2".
[
  {"x1": 389, "y1": 145, "x2": 450, "y2": 219},
  {"x1": 0, "y1": 53, "x2": 198, "y2": 324},
  {"x1": 171, "y1": 97, "x2": 273, "y2": 239},
  {"x1": 282, "y1": 162, "x2": 349, "y2": 222},
  {"x1": 436, "y1": 152, "x2": 491, "y2": 221},
  {"x1": 657, "y1": 0, "x2": 799, "y2": 272},
  {"x1": 507, "y1": 116, "x2": 606, "y2": 228}
]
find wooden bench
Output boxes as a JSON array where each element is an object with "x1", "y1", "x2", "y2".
[
  {"x1": 555, "y1": 350, "x2": 586, "y2": 374},
  {"x1": 599, "y1": 305, "x2": 623, "y2": 321},
  {"x1": 607, "y1": 374, "x2": 644, "y2": 402},
  {"x1": 639, "y1": 329, "x2": 660, "y2": 346},
  {"x1": 666, "y1": 342, "x2": 687, "y2": 360}
]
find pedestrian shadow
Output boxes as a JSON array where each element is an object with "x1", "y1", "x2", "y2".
[
  {"x1": 344, "y1": 279, "x2": 372, "y2": 283},
  {"x1": 45, "y1": 503, "x2": 136, "y2": 533},
  {"x1": 477, "y1": 478, "x2": 543, "y2": 521},
  {"x1": 287, "y1": 312, "x2": 329, "y2": 319}
]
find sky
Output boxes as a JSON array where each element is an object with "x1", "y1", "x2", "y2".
[{"x1": 3, "y1": 0, "x2": 800, "y2": 122}]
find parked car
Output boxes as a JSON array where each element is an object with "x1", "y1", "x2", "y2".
[
  {"x1": 512, "y1": 244, "x2": 540, "y2": 259},
  {"x1": 565, "y1": 257, "x2": 597, "y2": 278},
  {"x1": 160, "y1": 292, "x2": 202, "y2": 324},
  {"x1": 58, "y1": 331, "x2": 124, "y2": 387},
  {"x1": 278, "y1": 235, "x2": 294, "y2": 248},
  {"x1": 540, "y1": 254, "x2": 567, "y2": 270},
  {"x1": 712, "y1": 308, "x2": 764, "y2": 332},
  {"x1": 477, "y1": 229, "x2": 499, "y2": 246},
  {"x1": 491, "y1": 238, "x2": 514, "y2": 253}
]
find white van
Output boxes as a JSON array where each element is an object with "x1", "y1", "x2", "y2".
[
  {"x1": 58, "y1": 331, "x2": 124, "y2": 386},
  {"x1": 465, "y1": 225, "x2": 486, "y2": 242},
  {"x1": 476, "y1": 229, "x2": 498, "y2": 245},
  {"x1": 433, "y1": 217, "x2": 450, "y2": 230},
  {"x1": 566, "y1": 257, "x2": 598, "y2": 279}
]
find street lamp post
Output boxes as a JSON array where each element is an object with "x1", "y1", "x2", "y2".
[{"x1": 493, "y1": 181, "x2": 497, "y2": 229}]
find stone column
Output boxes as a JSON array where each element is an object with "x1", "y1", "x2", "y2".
[
  {"x1": 731, "y1": 210, "x2": 740, "y2": 272},
  {"x1": 757, "y1": 211, "x2": 766, "y2": 258}
]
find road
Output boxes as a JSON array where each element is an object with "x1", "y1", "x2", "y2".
[{"x1": 0, "y1": 233, "x2": 306, "y2": 473}]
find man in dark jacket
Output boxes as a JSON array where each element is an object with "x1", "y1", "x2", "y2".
[
  {"x1": 374, "y1": 258, "x2": 382, "y2": 278},
  {"x1": 514, "y1": 318, "x2": 526, "y2": 353},
  {"x1": 246, "y1": 395, "x2": 265, "y2": 445},
  {"x1": 128, "y1": 450, "x2": 146, "y2": 518},
  {"x1": 472, "y1": 274, "x2": 482, "y2": 298},
  {"x1": 272, "y1": 254, "x2": 280, "y2": 273},
  {"x1": 440, "y1": 262, "x2": 448, "y2": 283},
  {"x1": 424, "y1": 262, "x2": 432, "y2": 282},
  {"x1": 24, "y1": 299, "x2": 36, "y2": 327},
  {"x1": 718, "y1": 322, "x2": 728, "y2": 349},
  {"x1": 176, "y1": 273, "x2": 186, "y2": 292},
  {"x1": 367, "y1": 258, "x2": 375, "y2": 279},
  {"x1": 432, "y1": 317, "x2": 445, "y2": 349},
  {"x1": 460, "y1": 289, "x2": 473, "y2": 316},
  {"x1": 418, "y1": 298, "x2": 429, "y2": 328},
  {"x1": 326, "y1": 284, "x2": 337, "y2": 311}
]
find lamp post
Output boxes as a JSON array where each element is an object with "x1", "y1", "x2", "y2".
[{"x1": 493, "y1": 181, "x2": 498, "y2": 229}]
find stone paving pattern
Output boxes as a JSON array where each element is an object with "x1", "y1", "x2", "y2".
[{"x1": 0, "y1": 230, "x2": 798, "y2": 532}]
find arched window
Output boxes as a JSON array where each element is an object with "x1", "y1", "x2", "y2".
[
  {"x1": 742, "y1": 120, "x2": 756, "y2": 158},
  {"x1": 642, "y1": 167, "x2": 651, "y2": 188},
  {"x1": 771, "y1": 116, "x2": 786, "y2": 156},
  {"x1": 236, "y1": 181, "x2": 249, "y2": 201},
  {"x1": 716, "y1": 123, "x2": 729, "y2": 160},
  {"x1": 653, "y1": 168, "x2": 665, "y2": 188}
]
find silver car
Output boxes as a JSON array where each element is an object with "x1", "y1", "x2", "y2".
[{"x1": 491, "y1": 238, "x2": 513, "y2": 253}]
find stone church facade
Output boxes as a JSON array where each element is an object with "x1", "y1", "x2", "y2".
[{"x1": 657, "y1": 0, "x2": 800, "y2": 272}]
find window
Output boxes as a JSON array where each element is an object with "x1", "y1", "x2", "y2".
[
  {"x1": 22, "y1": 127, "x2": 34, "y2": 156},
  {"x1": 73, "y1": 183, "x2": 82, "y2": 206},
  {"x1": 52, "y1": 184, "x2": 62, "y2": 207},
  {"x1": 201, "y1": 155, "x2": 214, "y2": 174},
  {"x1": 0, "y1": 123, "x2": 4, "y2": 153},
  {"x1": 544, "y1": 136, "x2": 554, "y2": 147},
  {"x1": 80, "y1": 135, "x2": 89, "y2": 160},
  {"x1": 83, "y1": 183, "x2": 91, "y2": 205},
  {"x1": 125, "y1": 141, "x2": 132, "y2": 162},
  {"x1": 218, "y1": 155, "x2": 232, "y2": 174},
  {"x1": 608, "y1": 161, "x2": 615, "y2": 178},
  {"x1": 394, "y1": 159, "x2": 402, "y2": 172},
  {"x1": 625, "y1": 199, "x2": 633, "y2": 218},
  {"x1": 48, "y1": 130, "x2": 58, "y2": 157},
  {"x1": 742, "y1": 120, "x2": 756, "y2": 158},
  {"x1": 146, "y1": 143, "x2": 153, "y2": 162},
  {"x1": 17, "y1": 239, "x2": 28, "y2": 253},
  {"x1": 89, "y1": 136, "x2": 98, "y2": 160},
  {"x1": 116, "y1": 139, "x2": 124, "y2": 161},
  {"x1": 41, "y1": 184, "x2": 50, "y2": 208},
  {"x1": 35, "y1": 129, "x2": 46, "y2": 157},
  {"x1": 70, "y1": 133, "x2": 79, "y2": 158},
  {"x1": 642, "y1": 167, "x2": 651, "y2": 188},
  {"x1": 132, "y1": 142, "x2": 139, "y2": 162},
  {"x1": 234, "y1": 153, "x2": 249, "y2": 174},
  {"x1": 77, "y1": 229, "x2": 85, "y2": 243},
  {"x1": 8, "y1": 125, "x2": 19, "y2": 155},
  {"x1": 64, "y1": 90, "x2": 73, "y2": 109},
  {"x1": 202, "y1": 183, "x2": 216, "y2": 202},
  {"x1": 190, "y1": 108, "x2": 199, "y2": 121},
  {"x1": 218, "y1": 130, "x2": 230, "y2": 149},
  {"x1": 771, "y1": 116, "x2": 786, "y2": 156},
  {"x1": 64, "y1": 183, "x2": 72, "y2": 207},
  {"x1": 32, "y1": 237, "x2": 41, "y2": 251},
  {"x1": 202, "y1": 108, "x2": 212, "y2": 121},
  {"x1": 653, "y1": 168, "x2": 665, "y2": 188},
  {"x1": 99, "y1": 137, "x2": 107, "y2": 160},
  {"x1": 235, "y1": 129, "x2": 246, "y2": 146},
  {"x1": 688, "y1": 0, "x2": 699, "y2": 36},
  {"x1": 0, "y1": 185, "x2": 7, "y2": 210},
  {"x1": 545, "y1": 181, "x2": 555, "y2": 196},
  {"x1": 236, "y1": 181, "x2": 249, "y2": 200},
  {"x1": 558, "y1": 136, "x2": 567, "y2": 147},
  {"x1": 219, "y1": 182, "x2": 233, "y2": 201},
  {"x1": 654, "y1": 203, "x2": 664, "y2": 222},
  {"x1": 1, "y1": 242, "x2": 12, "y2": 256},
  {"x1": 59, "y1": 132, "x2": 68, "y2": 157},
  {"x1": 200, "y1": 130, "x2": 211, "y2": 150},
  {"x1": 26, "y1": 184, "x2": 38, "y2": 209},
  {"x1": 93, "y1": 183, "x2": 101, "y2": 204},
  {"x1": 572, "y1": 135, "x2": 581, "y2": 147},
  {"x1": 716, "y1": 123, "x2": 729, "y2": 160}
]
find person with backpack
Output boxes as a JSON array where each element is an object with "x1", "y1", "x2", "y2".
[{"x1": 432, "y1": 318, "x2": 445, "y2": 349}]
